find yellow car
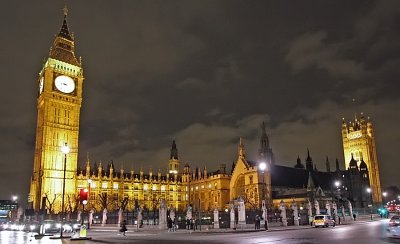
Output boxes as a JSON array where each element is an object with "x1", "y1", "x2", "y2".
[{"x1": 313, "y1": 215, "x2": 335, "y2": 228}]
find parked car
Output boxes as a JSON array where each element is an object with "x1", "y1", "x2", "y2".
[
  {"x1": 23, "y1": 221, "x2": 40, "y2": 232},
  {"x1": 43, "y1": 220, "x2": 62, "y2": 233},
  {"x1": 313, "y1": 215, "x2": 335, "y2": 228},
  {"x1": 387, "y1": 215, "x2": 400, "y2": 238},
  {"x1": 64, "y1": 220, "x2": 81, "y2": 233}
]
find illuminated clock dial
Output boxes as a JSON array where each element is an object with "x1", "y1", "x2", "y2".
[
  {"x1": 54, "y1": 75, "x2": 75, "y2": 94},
  {"x1": 39, "y1": 77, "x2": 44, "y2": 94}
]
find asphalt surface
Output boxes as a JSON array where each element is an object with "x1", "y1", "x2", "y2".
[{"x1": 1, "y1": 219, "x2": 399, "y2": 244}]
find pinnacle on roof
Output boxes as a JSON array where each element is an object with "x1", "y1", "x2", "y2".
[
  {"x1": 170, "y1": 140, "x2": 178, "y2": 160},
  {"x1": 58, "y1": 6, "x2": 73, "y2": 41}
]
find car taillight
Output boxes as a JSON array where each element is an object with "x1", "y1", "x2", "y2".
[{"x1": 389, "y1": 221, "x2": 399, "y2": 226}]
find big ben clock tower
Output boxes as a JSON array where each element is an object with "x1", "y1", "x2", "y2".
[{"x1": 30, "y1": 7, "x2": 84, "y2": 212}]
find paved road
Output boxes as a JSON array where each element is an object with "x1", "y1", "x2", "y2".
[{"x1": 1, "y1": 219, "x2": 399, "y2": 244}]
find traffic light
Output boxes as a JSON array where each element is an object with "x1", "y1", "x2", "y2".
[{"x1": 80, "y1": 189, "x2": 88, "y2": 205}]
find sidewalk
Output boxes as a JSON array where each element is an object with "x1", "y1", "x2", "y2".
[{"x1": 88, "y1": 214, "x2": 384, "y2": 235}]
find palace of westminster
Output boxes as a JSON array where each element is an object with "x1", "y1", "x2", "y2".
[{"x1": 29, "y1": 9, "x2": 383, "y2": 214}]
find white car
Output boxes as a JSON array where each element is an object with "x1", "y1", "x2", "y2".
[
  {"x1": 313, "y1": 215, "x2": 335, "y2": 228},
  {"x1": 387, "y1": 215, "x2": 400, "y2": 238}
]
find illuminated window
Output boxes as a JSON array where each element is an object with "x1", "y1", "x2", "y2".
[
  {"x1": 161, "y1": 185, "x2": 166, "y2": 191},
  {"x1": 113, "y1": 183, "x2": 118, "y2": 189},
  {"x1": 195, "y1": 186, "x2": 198, "y2": 190},
  {"x1": 208, "y1": 184, "x2": 211, "y2": 189},
  {"x1": 201, "y1": 185, "x2": 204, "y2": 189},
  {"x1": 191, "y1": 187, "x2": 194, "y2": 191},
  {"x1": 152, "y1": 185, "x2": 157, "y2": 191},
  {"x1": 144, "y1": 184, "x2": 148, "y2": 191},
  {"x1": 91, "y1": 182, "x2": 96, "y2": 188},
  {"x1": 102, "y1": 182, "x2": 107, "y2": 189},
  {"x1": 249, "y1": 176, "x2": 253, "y2": 184}
]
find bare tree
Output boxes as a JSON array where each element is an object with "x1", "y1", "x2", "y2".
[
  {"x1": 66, "y1": 193, "x2": 80, "y2": 213},
  {"x1": 44, "y1": 193, "x2": 58, "y2": 215},
  {"x1": 119, "y1": 197, "x2": 129, "y2": 210},
  {"x1": 98, "y1": 192, "x2": 112, "y2": 210}
]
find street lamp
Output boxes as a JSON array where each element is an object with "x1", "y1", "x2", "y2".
[
  {"x1": 87, "y1": 179, "x2": 92, "y2": 229},
  {"x1": 366, "y1": 188, "x2": 372, "y2": 219},
  {"x1": 258, "y1": 161, "x2": 268, "y2": 230},
  {"x1": 333, "y1": 181, "x2": 341, "y2": 221},
  {"x1": 60, "y1": 143, "x2": 70, "y2": 238}
]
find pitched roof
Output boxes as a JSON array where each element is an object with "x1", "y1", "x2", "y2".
[{"x1": 271, "y1": 165, "x2": 335, "y2": 190}]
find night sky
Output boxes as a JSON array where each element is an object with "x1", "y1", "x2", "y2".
[{"x1": 1, "y1": 1, "x2": 399, "y2": 203}]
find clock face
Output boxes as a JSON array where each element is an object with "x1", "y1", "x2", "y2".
[
  {"x1": 39, "y1": 77, "x2": 44, "y2": 94},
  {"x1": 54, "y1": 75, "x2": 75, "y2": 94}
]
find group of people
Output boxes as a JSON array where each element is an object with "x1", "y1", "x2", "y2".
[
  {"x1": 167, "y1": 216, "x2": 177, "y2": 232},
  {"x1": 186, "y1": 218, "x2": 197, "y2": 230}
]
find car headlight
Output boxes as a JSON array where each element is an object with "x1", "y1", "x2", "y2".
[
  {"x1": 4, "y1": 224, "x2": 9, "y2": 229},
  {"x1": 18, "y1": 225, "x2": 25, "y2": 231},
  {"x1": 11, "y1": 224, "x2": 17, "y2": 230},
  {"x1": 30, "y1": 225, "x2": 36, "y2": 231},
  {"x1": 44, "y1": 224, "x2": 50, "y2": 229},
  {"x1": 56, "y1": 223, "x2": 61, "y2": 228},
  {"x1": 73, "y1": 224, "x2": 79, "y2": 229}
]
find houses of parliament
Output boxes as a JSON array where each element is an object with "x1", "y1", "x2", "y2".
[{"x1": 29, "y1": 8, "x2": 382, "y2": 214}]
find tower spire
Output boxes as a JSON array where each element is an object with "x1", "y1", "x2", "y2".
[
  {"x1": 238, "y1": 137, "x2": 245, "y2": 159},
  {"x1": 58, "y1": 6, "x2": 73, "y2": 41},
  {"x1": 305, "y1": 148, "x2": 313, "y2": 171},
  {"x1": 170, "y1": 140, "x2": 178, "y2": 160},
  {"x1": 326, "y1": 156, "x2": 331, "y2": 172}
]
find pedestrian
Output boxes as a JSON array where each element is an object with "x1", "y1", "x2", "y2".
[
  {"x1": 186, "y1": 218, "x2": 190, "y2": 230},
  {"x1": 190, "y1": 218, "x2": 194, "y2": 231},
  {"x1": 167, "y1": 217, "x2": 173, "y2": 232},
  {"x1": 353, "y1": 213, "x2": 356, "y2": 221},
  {"x1": 172, "y1": 218, "x2": 176, "y2": 232},
  {"x1": 255, "y1": 215, "x2": 260, "y2": 230},
  {"x1": 120, "y1": 220, "x2": 127, "y2": 236}
]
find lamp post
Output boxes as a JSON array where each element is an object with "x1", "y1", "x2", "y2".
[
  {"x1": 11, "y1": 196, "x2": 18, "y2": 221},
  {"x1": 87, "y1": 179, "x2": 92, "y2": 229},
  {"x1": 259, "y1": 161, "x2": 268, "y2": 230},
  {"x1": 60, "y1": 143, "x2": 70, "y2": 238},
  {"x1": 382, "y1": 192, "x2": 388, "y2": 218},
  {"x1": 366, "y1": 187, "x2": 372, "y2": 220},
  {"x1": 334, "y1": 181, "x2": 341, "y2": 221}
]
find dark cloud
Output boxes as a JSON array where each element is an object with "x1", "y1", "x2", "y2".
[{"x1": 1, "y1": 0, "x2": 399, "y2": 202}]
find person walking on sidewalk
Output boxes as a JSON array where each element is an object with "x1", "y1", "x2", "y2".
[
  {"x1": 167, "y1": 217, "x2": 173, "y2": 232},
  {"x1": 255, "y1": 215, "x2": 260, "y2": 230},
  {"x1": 186, "y1": 218, "x2": 190, "y2": 230},
  {"x1": 120, "y1": 220, "x2": 127, "y2": 236}
]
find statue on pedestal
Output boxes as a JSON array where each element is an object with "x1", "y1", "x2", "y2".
[
  {"x1": 279, "y1": 200, "x2": 287, "y2": 227},
  {"x1": 213, "y1": 206, "x2": 219, "y2": 229},
  {"x1": 291, "y1": 200, "x2": 299, "y2": 226},
  {"x1": 102, "y1": 208, "x2": 107, "y2": 226}
]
